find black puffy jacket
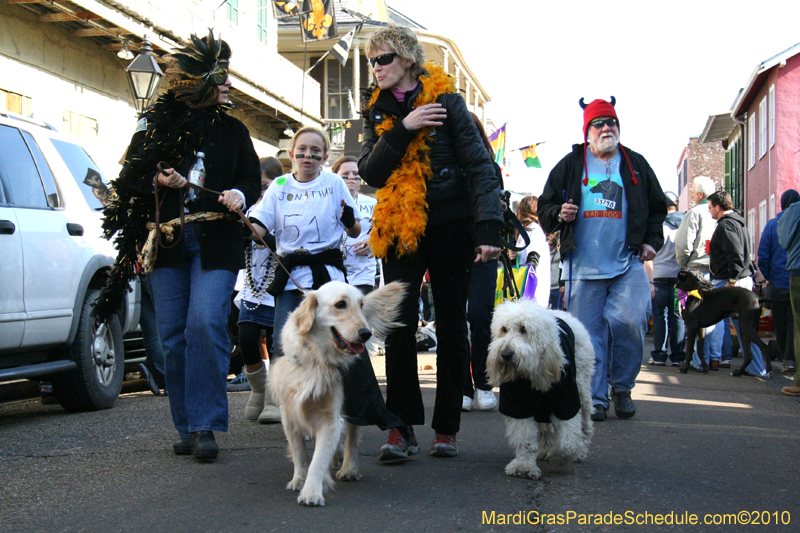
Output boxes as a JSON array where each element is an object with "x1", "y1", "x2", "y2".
[
  {"x1": 709, "y1": 211, "x2": 756, "y2": 281},
  {"x1": 358, "y1": 82, "x2": 503, "y2": 246}
]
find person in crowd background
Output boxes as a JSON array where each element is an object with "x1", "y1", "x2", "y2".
[
  {"x1": 674, "y1": 176, "x2": 727, "y2": 369},
  {"x1": 333, "y1": 155, "x2": 378, "y2": 295},
  {"x1": 98, "y1": 31, "x2": 262, "y2": 462},
  {"x1": 512, "y1": 195, "x2": 551, "y2": 308},
  {"x1": 547, "y1": 232, "x2": 563, "y2": 309},
  {"x1": 777, "y1": 196, "x2": 800, "y2": 396},
  {"x1": 758, "y1": 189, "x2": 799, "y2": 376},
  {"x1": 359, "y1": 24, "x2": 503, "y2": 460},
  {"x1": 537, "y1": 97, "x2": 666, "y2": 422},
  {"x1": 649, "y1": 191, "x2": 685, "y2": 367}
]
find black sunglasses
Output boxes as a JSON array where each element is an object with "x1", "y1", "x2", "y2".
[
  {"x1": 590, "y1": 118, "x2": 618, "y2": 129},
  {"x1": 369, "y1": 52, "x2": 398, "y2": 67}
]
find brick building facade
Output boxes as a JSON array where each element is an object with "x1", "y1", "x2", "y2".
[{"x1": 675, "y1": 137, "x2": 726, "y2": 212}]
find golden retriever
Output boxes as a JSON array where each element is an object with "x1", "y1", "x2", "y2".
[
  {"x1": 486, "y1": 300, "x2": 595, "y2": 480},
  {"x1": 268, "y1": 281, "x2": 405, "y2": 506}
]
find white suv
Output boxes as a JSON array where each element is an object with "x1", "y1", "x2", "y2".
[{"x1": 0, "y1": 112, "x2": 140, "y2": 412}]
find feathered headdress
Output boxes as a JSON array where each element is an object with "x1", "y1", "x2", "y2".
[{"x1": 165, "y1": 30, "x2": 231, "y2": 106}]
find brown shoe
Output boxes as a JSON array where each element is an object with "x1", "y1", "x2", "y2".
[
  {"x1": 781, "y1": 386, "x2": 800, "y2": 397},
  {"x1": 709, "y1": 360, "x2": 720, "y2": 371}
]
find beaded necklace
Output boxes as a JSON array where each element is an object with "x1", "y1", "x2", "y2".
[{"x1": 242, "y1": 243, "x2": 274, "y2": 310}]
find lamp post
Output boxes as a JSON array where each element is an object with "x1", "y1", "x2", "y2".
[{"x1": 124, "y1": 36, "x2": 163, "y2": 114}]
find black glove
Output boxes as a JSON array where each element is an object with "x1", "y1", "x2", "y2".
[{"x1": 340, "y1": 203, "x2": 356, "y2": 229}]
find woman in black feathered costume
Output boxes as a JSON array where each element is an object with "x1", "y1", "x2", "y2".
[{"x1": 100, "y1": 30, "x2": 261, "y2": 462}]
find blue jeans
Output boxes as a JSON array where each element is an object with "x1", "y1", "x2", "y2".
[
  {"x1": 271, "y1": 289, "x2": 305, "y2": 360},
  {"x1": 140, "y1": 274, "x2": 165, "y2": 387},
  {"x1": 651, "y1": 278, "x2": 685, "y2": 363},
  {"x1": 567, "y1": 260, "x2": 649, "y2": 408},
  {"x1": 147, "y1": 224, "x2": 237, "y2": 438}
]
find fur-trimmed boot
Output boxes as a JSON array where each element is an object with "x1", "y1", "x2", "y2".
[
  {"x1": 258, "y1": 368, "x2": 281, "y2": 424},
  {"x1": 244, "y1": 364, "x2": 267, "y2": 420}
]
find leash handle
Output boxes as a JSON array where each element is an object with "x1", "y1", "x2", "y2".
[{"x1": 154, "y1": 162, "x2": 185, "y2": 249}]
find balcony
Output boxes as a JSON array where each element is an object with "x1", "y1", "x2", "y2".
[{"x1": 106, "y1": 0, "x2": 320, "y2": 118}]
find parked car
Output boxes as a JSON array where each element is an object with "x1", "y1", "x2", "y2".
[{"x1": 0, "y1": 111, "x2": 140, "y2": 412}]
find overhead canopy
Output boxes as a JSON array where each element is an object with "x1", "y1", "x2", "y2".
[{"x1": 698, "y1": 113, "x2": 737, "y2": 144}]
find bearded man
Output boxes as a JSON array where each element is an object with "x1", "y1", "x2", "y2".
[{"x1": 537, "y1": 97, "x2": 666, "y2": 422}]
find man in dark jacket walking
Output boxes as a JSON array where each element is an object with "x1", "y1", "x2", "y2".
[
  {"x1": 538, "y1": 97, "x2": 666, "y2": 422},
  {"x1": 708, "y1": 191, "x2": 768, "y2": 377},
  {"x1": 777, "y1": 198, "x2": 800, "y2": 396},
  {"x1": 758, "y1": 190, "x2": 800, "y2": 375}
]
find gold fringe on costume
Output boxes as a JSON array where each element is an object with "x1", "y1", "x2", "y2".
[
  {"x1": 138, "y1": 212, "x2": 234, "y2": 273},
  {"x1": 366, "y1": 62, "x2": 456, "y2": 259}
]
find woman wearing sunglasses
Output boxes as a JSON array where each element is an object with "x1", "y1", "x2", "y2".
[
  {"x1": 358, "y1": 24, "x2": 504, "y2": 461},
  {"x1": 99, "y1": 31, "x2": 261, "y2": 462}
]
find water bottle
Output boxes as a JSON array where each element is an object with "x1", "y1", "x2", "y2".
[{"x1": 185, "y1": 152, "x2": 206, "y2": 206}]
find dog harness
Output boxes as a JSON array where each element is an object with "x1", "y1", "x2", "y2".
[{"x1": 499, "y1": 317, "x2": 582, "y2": 423}]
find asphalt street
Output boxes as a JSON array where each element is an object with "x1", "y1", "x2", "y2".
[{"x1": 1, "y1": 338, "x2": 799, "y2": 533}]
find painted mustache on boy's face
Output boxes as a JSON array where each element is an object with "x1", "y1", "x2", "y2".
[{"x1": 294, "y1": 154, "x2": 323, "y2": 161}]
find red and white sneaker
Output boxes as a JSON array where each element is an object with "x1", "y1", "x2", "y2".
[
  {"x1": 379, "y1": 427, "x2": 419, "y2": 462},
  {"x1": 430, "y1": 433, "x2": 458, "y2": 457}
]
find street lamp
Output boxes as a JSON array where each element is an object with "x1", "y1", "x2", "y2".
[
  {"x1": 116, "y1": 40, "x2": 134, "y2": 60},
  {"x1": 124, "y1": 36, "x2": 163, "y2": 114}
]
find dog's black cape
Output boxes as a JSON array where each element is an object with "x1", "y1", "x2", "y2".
[
  {"x1": 343, "y1": 353, "x2": 405, "y2": 430},
  {"x1": 499, "y1": 318, "x2": 581, "y2": 423}
]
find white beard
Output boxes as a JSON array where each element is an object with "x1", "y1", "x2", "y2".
[{"x1": 590, "y1": 133, "x2": 619, "y2": 154}]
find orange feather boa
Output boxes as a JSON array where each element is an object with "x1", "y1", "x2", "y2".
[{"x1": 366, "y1": 62, "x2": 456, "y2": 258}]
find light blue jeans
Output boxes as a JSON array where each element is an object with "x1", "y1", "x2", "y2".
[
  {"x1": 693, "y1": 277, "x2": 767, "y2": 376},
  {"x1": 692, "y1": 276, "x2": 724, "y2": 367},
  {"x1": 567, "y1": 260, "x2": 650, "y2": 408},
  {"x1": 148, "y1": 224, "x2": 237, "y2": 438},
  {"x1": 728, "y1": 277, "x2": 767, "y2": 376}
]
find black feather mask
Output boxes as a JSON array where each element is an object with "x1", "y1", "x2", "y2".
[{"x1": 165, "y1": 29, "x2": 231, "y2": 106}]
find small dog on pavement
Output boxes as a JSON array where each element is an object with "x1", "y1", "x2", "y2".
[
  {"x1": 675, "y1": 269, "x2": 775, "y2": 377},
  {"x1": 268, "y1": 281, "x2": 405, "y2": 506},
  {"x1": 486, "y1": 300, "x2": 595, "y2": 480}
]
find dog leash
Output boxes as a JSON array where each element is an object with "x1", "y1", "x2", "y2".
[{"x1": 156, "y1": 161, "x2": 307, "y2": 291}]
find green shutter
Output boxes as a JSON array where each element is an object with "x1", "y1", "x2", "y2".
[{"x1": 724, "y1": 150, "x2": 732, "y2": 191}]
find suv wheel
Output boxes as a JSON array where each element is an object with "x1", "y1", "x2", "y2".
[{"x1": 51, "y1": 289, "x2": 124, "y2": 412}]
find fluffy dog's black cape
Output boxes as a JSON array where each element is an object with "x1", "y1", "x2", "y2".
[{"x1": 499, "y1": 318, "x2": 582, "y2": 423}]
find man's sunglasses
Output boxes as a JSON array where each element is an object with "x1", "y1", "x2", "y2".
[
  {"x1": 590, "y1": 118, "x2": 618, "y2": 129},
  {"x1": 369, "y1": 52, "x2": 398, "y2": 67}
]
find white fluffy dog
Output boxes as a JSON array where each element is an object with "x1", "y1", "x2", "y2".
[
  {"x1": 268, "y1": 281, "x2": 405, "y2": 506},
  {"x1": 486, "y1": 300, "x2": 595, "y2": 480}
]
